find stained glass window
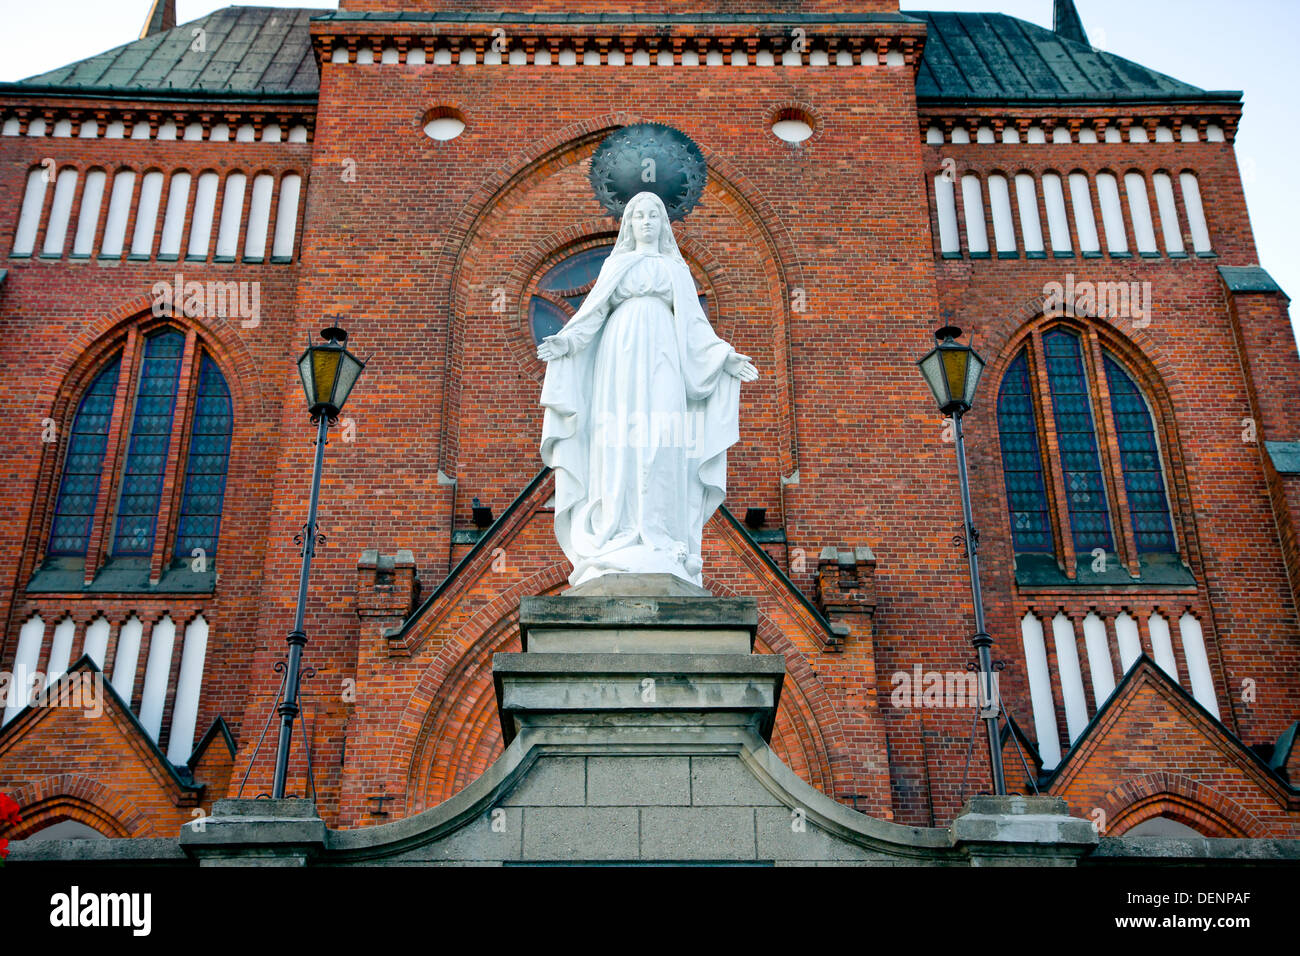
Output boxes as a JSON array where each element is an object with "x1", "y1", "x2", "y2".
[
  {"x1": 176, "y1": 355, "x2": 232, "y2": 558},
  {"x1": 1042, "y1": 329, "x2": 1114, "y2": 553},
  {"x1": 48, "y1": 357, "x2": 121, "y2": 556},
  {"x1": 1103, "y1": 353, "x2": 1176, "y2": 553},
  {"x1": 997, "y1": 325, "x2": 1179, "y2": 568},
  {"x1": 996, "y1": 352, "x2": 1054, "y2": 552},
  {"x1": 112, "y1": 329, "x2": 184, "y2": 556}
]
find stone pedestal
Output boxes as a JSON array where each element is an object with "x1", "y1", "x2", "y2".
[
  {"x1": 180, "y1": 798, "x2": 325, "y2": 866},
  {"x1": 497, "y1": 574, "x2": 780, "y2": 744},
  {"x1": 949, "y1": 795, "x2": 1098, "y2": 866}
]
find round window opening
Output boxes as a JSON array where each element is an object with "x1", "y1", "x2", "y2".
[
  {"x1": 423, "y1": 107, "x2": 466, "y2": 141},
  {"x1": 771, "y1": 108, "x2": 814, "y2": 144}
]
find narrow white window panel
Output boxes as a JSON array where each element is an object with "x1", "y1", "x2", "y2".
[
  {"x1": 139, "y1": 615, "x2": 176, "y2": 741},
  {"x1": 1104, "y1": 126, "x2": 1123, "y2": 143},
  {"x1": 1129, "y1": 126, "x2": 1149, "y2": 143},
  {"x1": 82, "y1": 617, "x2": 111, "y2": 670},
  {"x1": 1015, "y1": 173, "x2": 1045, "y2": 253},
  {"x1": 1151, "y1": 172, "x2": 1185, "y2": 254},
  {"x1": 243, "y1": 172, "x2": 275, "y2": 260},
  {"x1": 1179, "y1": 172, "x2": 1212, "y2": 253},
  {"x1": 976, "y1": 125, "x2": 995, "y2": 143},
  {"x1": 1001, "y1": 126, "x2": 1020, "y2": 144},
  {"x1": 166, "y1": 615, "x2": 209, "y2": 764},
  {"x1": 1114, "y1": 612, "x2": 1142, "y2": 673},
  {"x1": 42, "y1": 167, "x2": 79, "y2": 256},
  {"x1": 1052, "y1": 125, "x2": 1071, "y2": 143},
  {"x1": 45, "y1": 617, "x2": 76, "y2": 688},
  {"x1": 934, "y1": 174, "x2": 960, "y2": 254},
  {"x1": 1041, "y1": 173, "x2": 1072, "y2": 253},
  {"x1": 1077, "y1": 127, "x2": 1098, "y2": 143},
  {"x1": 72, "y1": 168, "x2": 107, "y2": 256},
  {"x1": 272, "y1": 173, "x2": 302, "y2": 260},
  {"x1": 925, "y1": 125, "x2": 943, "y2": 144},
  {"x1": 1082, "y1": 612, "x2": 1116, "y2": 706},
  {"x1": 330, "y1": 47, "x2": 348, "y2": 63},
  {"x1": 433, "y1": 47, "x2": 452, "y2": 64},
  {"x1": 987, "y1": 174, "x2": 1017, "y2": 254},
  {"x1": 12, "y1": 166, "x2": 49, "y2": 256},
  {"x1": 1147, "y1": 612, "x2": 1179, "y2": 682},
  {"x1": 1026, "y1": 126, "x2": 1046, "y2": 143},
  {"x1": 960, "y1": 175, "x2": 989, "y2": 254},
  {"x1": 1180, "y1": 124, "x2": 1200, "y2": 143},
  {"x1": 407, "y1": 48, "x2": 427, "y2": 65},
  {"x1": 1052, "y1": 612, "x2": 1090, "y2": 741},
  {"x1": 130, "y1": 169, "x2": 165, "y2": 256},
  {"x1": 158, "y1": 171, "x2": 192, "y2": 258},
  {"x1": 187, "y1": 171, "x2": 219, "y2": 259},
  {"x1": 950, "y1": 126, "x2": 970, "y2": 144},
  {"x1": 3, "y1": 615, "x2": 45, "y2": 724},
  {"x1": 215, "y1": 172, "x2": 247, "y2": 259},
  {"x1": 1020, "y1": 614, "x2": 1062, "y2": 770},
  {"x1": 1124, "y1": 173, "x2": 1159, "y2": 254},
  {"x1": 1095, "y1": 172, "x2": 1128, "y2": 254},
  {"x1": 1068, "y1": 172, "x2": 1100, "y2": 254},
  {"x1": 111, "y1": 615, "x2": 144, "y2": 706},
  {"x1": 1179, "y1": 613, "x2": 1220, "y2": 719},
  {"x1": 100, "y1": 170, "x2": 136, "y2": 256}
]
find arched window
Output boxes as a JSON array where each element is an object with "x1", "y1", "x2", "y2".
[
  {"x1": 37, "y1": 324, "x2": 233, "y2": 590},
  {"x1": 995, "y1": 324, "x2": 1184, "y2": 585}
]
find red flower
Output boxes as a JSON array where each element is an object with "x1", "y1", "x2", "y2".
[
  {"x1": 0, "y1": 837, "x2": 7, "y2": 862},
  {"x1": 0, "y1": 792, "x2": 20, "y2": 827}
]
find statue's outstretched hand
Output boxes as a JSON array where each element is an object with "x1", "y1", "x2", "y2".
[
  {"x1": 725, "y1": 351, "x2": 759, "y2": 382},
  {"x1": 537, "y1": 335, "x2": 570, "y2": 362}
]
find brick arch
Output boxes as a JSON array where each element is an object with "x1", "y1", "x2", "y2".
[
  {"x1": 3, "y1": 773, "x2": 151, "y2": 838},
  {"x1": 403, "y1": 566, "x2": 840, "y2": 812},
  {"x1": 1098, "y1": 772, "x2": 1265, "y2": 838},
  {"x1": 41, "y1": 297, "x2": 266, "y2": 423},
  {"x1": 434, "y1": 109, "x2": 804, "y2": 479}
]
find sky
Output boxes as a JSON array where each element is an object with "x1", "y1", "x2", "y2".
[{"x1": 1, "y1": 0, "x2": 1296, "y2": 339}]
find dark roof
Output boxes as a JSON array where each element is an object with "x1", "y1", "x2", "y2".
[
  {"x1": 14, "y1": 5, "x2": 323, "y2": 99},
  {"x1": 907, "y1": 10, "x2": 1237, "y2": 104},
  {"x1": 5, "y1": 5, "x2": 1237, "y2": 107}
]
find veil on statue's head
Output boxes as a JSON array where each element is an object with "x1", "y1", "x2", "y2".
[{"x1": 610, "y1": 191, "x2": 686, "y2": 263}]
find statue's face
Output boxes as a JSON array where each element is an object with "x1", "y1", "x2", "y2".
[{"x1": 628, "y1": 201, "x2": 663, "y2": 248}]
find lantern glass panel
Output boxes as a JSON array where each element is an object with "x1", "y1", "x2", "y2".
[{"x1": 919, "y1": 350, "x2": 950, "y2": 409}]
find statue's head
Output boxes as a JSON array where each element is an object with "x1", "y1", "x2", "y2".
[{"x1": 614, "y1": 191, "x2": 683, "y2": 260}]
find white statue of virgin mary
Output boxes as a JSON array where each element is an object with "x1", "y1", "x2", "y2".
[{"x1": 537, "y1": 191, "x2": 758, "y2": 588}]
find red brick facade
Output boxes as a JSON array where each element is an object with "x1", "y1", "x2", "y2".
[{"x1": 1, "y1": 1, "x2": 1297, "y2": 843}]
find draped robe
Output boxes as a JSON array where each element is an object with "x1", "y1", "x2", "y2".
[{"x1": 539, "y1": 250, "x2": 740, "y2": 587}]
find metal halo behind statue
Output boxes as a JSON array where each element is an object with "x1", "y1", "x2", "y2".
[{"x1": 589, "y1": 122, "x2": 707, "y2": 221}]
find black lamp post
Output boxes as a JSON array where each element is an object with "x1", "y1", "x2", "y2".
[
  {"x1": 272, "y1": 325, "x2": 366, "y2": 800},
  {"x1": 917, "y1": 325, "x2": 1006, "y2": 796}
]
